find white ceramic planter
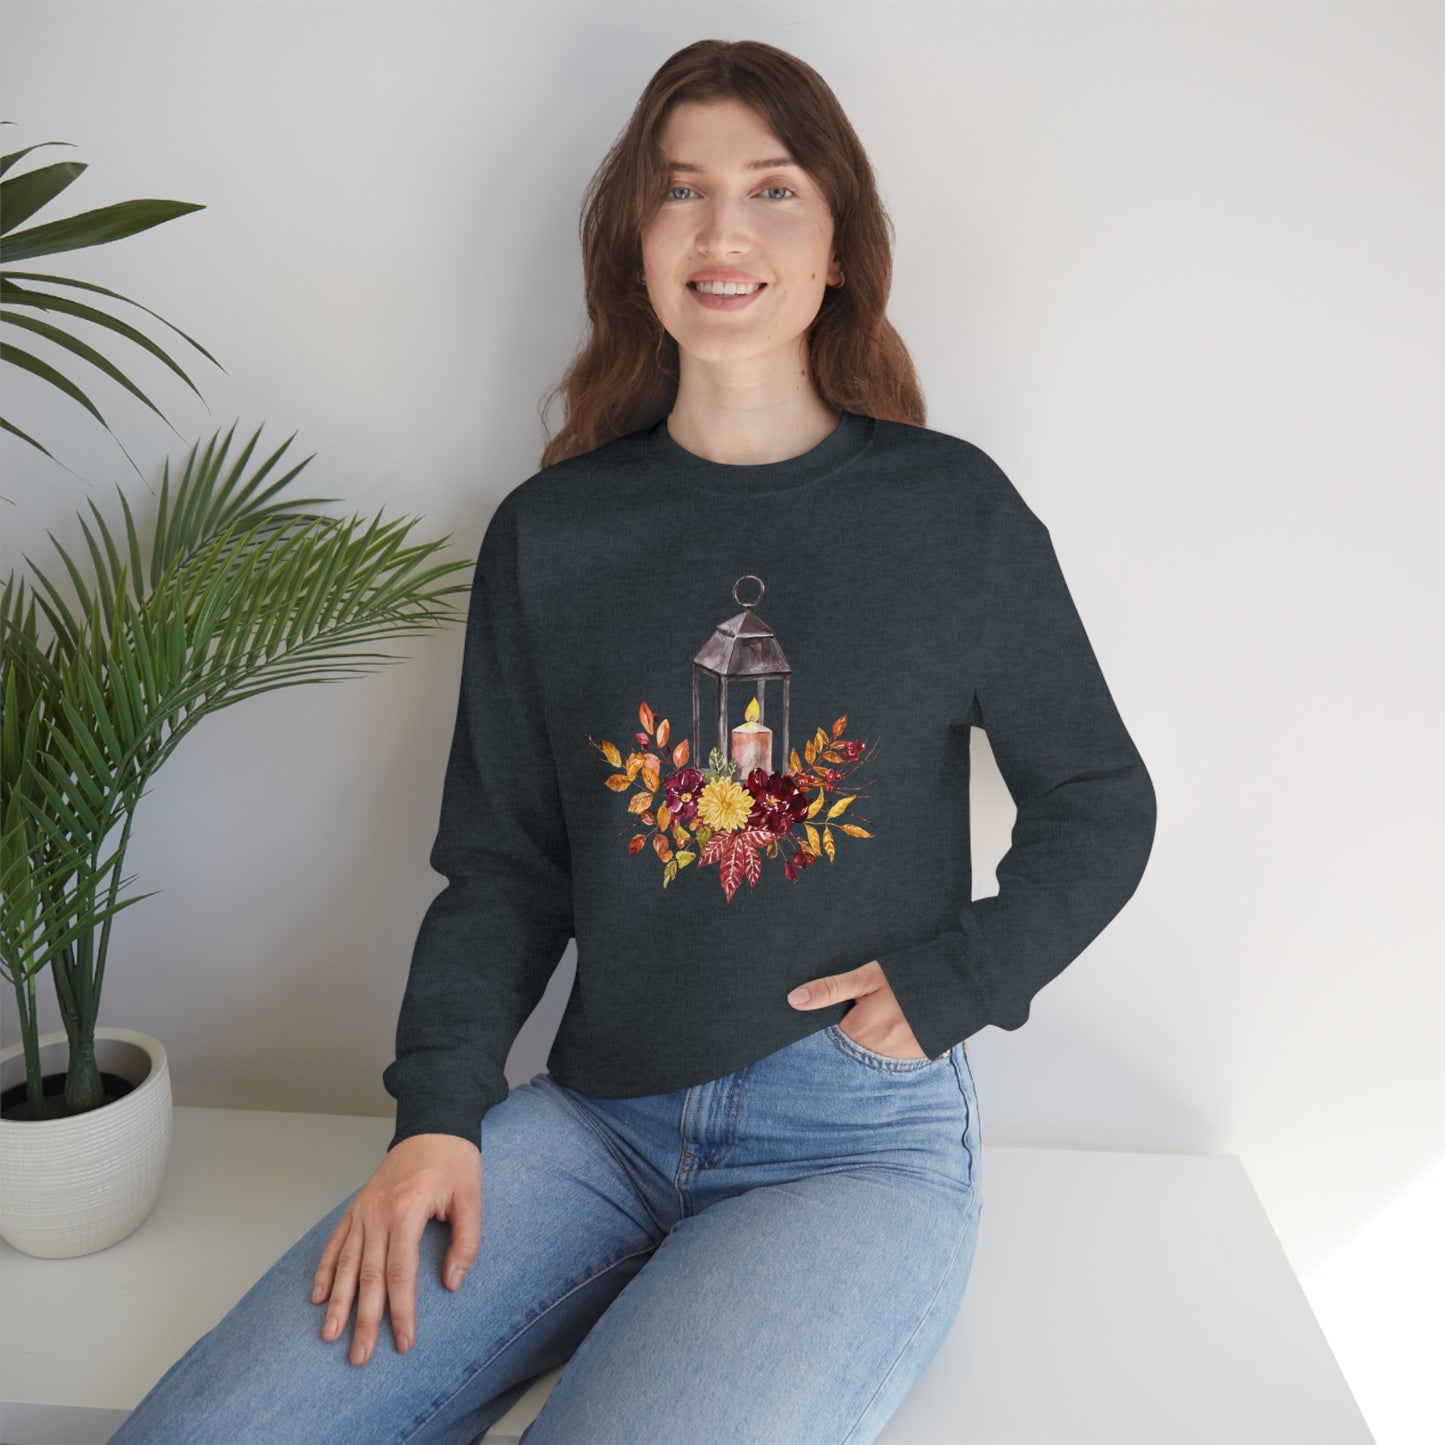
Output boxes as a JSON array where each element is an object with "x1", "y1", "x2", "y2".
[{"x1": 0, "y1": 1026, "x2": 172, "y2": 1258}]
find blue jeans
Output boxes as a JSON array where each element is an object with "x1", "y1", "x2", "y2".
[{"x1": 109, "y1": 1023, "x2": 983, "y2": 1444}]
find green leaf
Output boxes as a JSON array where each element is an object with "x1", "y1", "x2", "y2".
[
  {"x1": 0, "y1": 158, "x2": 87, "y2": 234},
  {"x1": 3, "y1": 303, "x2": 195, "y2": 421},
  {"x1": 0, "y1": 198, "x2": 205, "y2": 264}
]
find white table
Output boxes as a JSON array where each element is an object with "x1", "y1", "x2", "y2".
[{"x1": 0, "y1": 1106, "x2": 1374, "y2": 1444}]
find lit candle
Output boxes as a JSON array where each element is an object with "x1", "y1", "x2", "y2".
[{"x1": 731, "y1": 694, "x2": 772, "y2": 775}]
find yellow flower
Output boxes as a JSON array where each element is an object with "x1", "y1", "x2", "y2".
[{"x1": 696, "y1": 778, "x2": 753, "y2": 833}]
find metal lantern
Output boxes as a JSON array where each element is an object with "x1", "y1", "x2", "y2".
[{"x1": 692, "y1": 575, "x2": 792, "y2": 776}]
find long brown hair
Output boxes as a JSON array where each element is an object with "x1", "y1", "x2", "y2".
[{"x1": 537, "y1": 38, "x2": 926, "y2": 469}]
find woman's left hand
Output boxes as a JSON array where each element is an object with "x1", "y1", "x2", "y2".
[{"x1": 786, "y1": 959, "x2": 927, "y2": 1059}]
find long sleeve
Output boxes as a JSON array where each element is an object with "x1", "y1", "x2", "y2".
[
  {"x1": 876, "y1": 478, "x2": 1157, "y2": 1061},
  {"x1": 381, "y1": 491, "x2": 574, "y2": 1152}
]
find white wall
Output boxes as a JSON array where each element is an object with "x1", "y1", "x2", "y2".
[{"x1": 2, "y1": 2, "x2": 1439, "y2": 1439}]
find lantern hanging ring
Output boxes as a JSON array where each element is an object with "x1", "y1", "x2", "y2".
[{"x1": 732, "y1": 575, "x2": 765, "y2": 608}]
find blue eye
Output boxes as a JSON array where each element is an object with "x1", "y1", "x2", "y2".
[{"x1": 663, "y1": 184, "x2": 797, "y2": 202}]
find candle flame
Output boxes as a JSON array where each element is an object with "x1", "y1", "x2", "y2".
[{"x1": 745, "y1": 696, "x2": 760, "y2": 723}]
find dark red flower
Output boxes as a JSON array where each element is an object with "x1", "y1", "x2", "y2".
[
  {"x1": 663, "y1": 765, "x2": 704, "y2": 819},
  {"x1": 744, "y1": 768, "x2": 809, "y2": 835}
]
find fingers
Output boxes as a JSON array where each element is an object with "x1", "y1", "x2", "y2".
[
  {"x1": 443, "y1": 1177, "x2": 482, "y2": 1293},
  {"x1": 379, "y1": 1168, "x2": 482, "y2": 1359},
  {"x1": 317, "y1": 1212, "x2": 361, "y2": 1348},
  {"x1": 349, "y1": 1207, "x2": 393, "y2": 1366},
  {"x1": 309, "y1": 1140, "x2": 482, "y2": 1367},
  {"x1": 385, "y1": 1210, "x2": 425, "y2": 1356},
  {"x1": 311, "y1": 1205, "x2": 409, "y2": 1365},
  {"x1": 311, "y1": 1212, "x2": 346, "y2": 1307}
]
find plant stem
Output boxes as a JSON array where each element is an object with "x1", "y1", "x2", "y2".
[
  {"x1": 62, "y1": 1018, "x2": 101, "y2": 1113},
  {"x1": 5, "y1": 969, "x2": 46, "y2": 1119}
]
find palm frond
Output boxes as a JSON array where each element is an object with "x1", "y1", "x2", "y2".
[
  {"x1": 2, "y1": 425, "x2": 474, "y2": 1000},
  {"x1": 0, "y1": 125, "x2": 220, "y2": 471}
]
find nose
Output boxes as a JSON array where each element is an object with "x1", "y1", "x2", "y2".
[{"x1": 692, "y1": 193, "x2": 755, "y2": 260}]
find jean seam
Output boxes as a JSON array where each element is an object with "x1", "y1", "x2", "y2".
[
  {"x1": 947, "y1": 1051, "x2": 982, "y2": 1184},
  {"x1": 395, "y1": 1243, "x2": 658, "y2": 1444},
  {"x1": 825, "y1": 1023, "x2": 935, "y2": 1072},
  {"x1": 678, "y1": 1082, "x2": 702, "y2": 1188},
  {"x1": 703, "y1": 1064, "x2": 749, "y2": 1171},
  {"x1": 948, "y1": 1048, "x2": 978, "y2": 1188},
  {"x1": 835, "y1": 1219, "x2": 971, "y2": 1445}
]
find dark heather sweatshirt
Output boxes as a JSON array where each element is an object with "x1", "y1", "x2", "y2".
[{"x1": 382, "y1": 409, "x2": 1157, "y2": 1152}]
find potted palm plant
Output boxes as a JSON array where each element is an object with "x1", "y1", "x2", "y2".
[{"x1": 0, "y1": 126, "x2": 474, "y2": 1256}]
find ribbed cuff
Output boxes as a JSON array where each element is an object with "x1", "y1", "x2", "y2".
[
  {"x1": 386, "y1": 1081, "x2": 509, "y2": 1154},
  {"x1": 874, "y1": 929, "x2": 996, "y2": 1061}
]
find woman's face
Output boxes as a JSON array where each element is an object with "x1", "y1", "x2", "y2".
[{"x1": 640, "y1": 97, "x2": 842, "y2": 373}]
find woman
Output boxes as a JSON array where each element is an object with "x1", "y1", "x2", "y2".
[{"x1": 111, "y1": 38, "x2": 1155, "y2": 1445}]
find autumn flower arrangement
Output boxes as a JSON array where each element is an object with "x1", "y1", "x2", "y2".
[{"x1": 587, "y1": 695, "x2": 876, "y2": 902}]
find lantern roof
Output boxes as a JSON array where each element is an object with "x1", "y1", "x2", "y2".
[{"x1": 693, "y1": 575, "x2": 792, "y2": 679}]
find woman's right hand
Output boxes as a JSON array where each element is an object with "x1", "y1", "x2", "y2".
[{"x1": 311, "y1": 1131, "x2": 482, "y2": 1365}]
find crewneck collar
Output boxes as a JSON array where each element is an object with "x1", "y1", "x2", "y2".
[{"x1": 644, "y1": 408, "x2": 875, "y2": 497}]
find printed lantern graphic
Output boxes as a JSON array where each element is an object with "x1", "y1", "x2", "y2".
[
  {"x1": 586, "y1": 570, "x2": 878, "y2": 900},
  {"x1": 692, "y1": 574, "x2": 791, "y2": 773}
]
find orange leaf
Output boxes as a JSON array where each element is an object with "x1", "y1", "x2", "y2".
[
  {"x1": 652, "y1": 834, "x2": 673, "y2": 862},
  {"x1": 639, "y1": 700, "x2": 656, "y2": 735},
  {"x1": 839, "y1": 823, "x2": 873, "y2": 838},
  {"x1": 831, "y1": 714, "x2": 848, "y2": 737},
  {"x1": 628, "y1": 792, "x2": 654, "y2": 814},
  {"x1": 658, "y1": 801, "x2": 672, "y2": 831},
  {"x1": 604, "y1": 773, "x2": 631, "y2": 792},
  {"x1": 628, "y1": 835, "x2": 648, "y2": 854},
  {"x1": 657, "y1": 717, "x2": 670, "y2": 747},
  {"x1": 601, "y1": 739, "x2": 622, "y2": 767},
  {"x1": 672, "y1": 737, "x2": 690, "y2": 768}
]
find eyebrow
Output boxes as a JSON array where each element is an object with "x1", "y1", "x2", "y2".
[{"x1": 665, "y1": 156, "x2": 800, "y2": 173}]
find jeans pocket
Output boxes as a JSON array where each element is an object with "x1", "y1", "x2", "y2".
[{"x1": 825, "y1": 1022, "x2": 942, "y2": 1073}]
